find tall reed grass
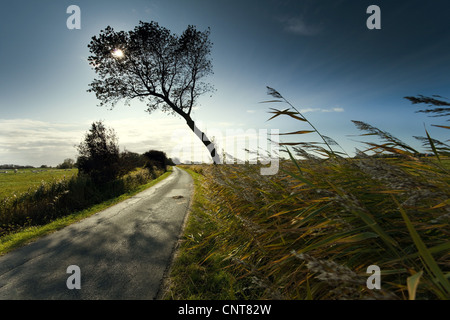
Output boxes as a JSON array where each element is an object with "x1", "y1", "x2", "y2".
[{"x1": 169, "y1": 88, "x2": 449, "y2": 300}]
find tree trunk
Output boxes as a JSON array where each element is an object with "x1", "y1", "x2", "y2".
[
  {"x1": 185, "y1": 117, "x2": 220, "y2": 164},
  {"x1": 162, "y1": 98, "x2": 220, "y2": 164}
]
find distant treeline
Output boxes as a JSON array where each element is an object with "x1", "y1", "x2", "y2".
[
  {"x1": 0, "y1": 153, "x2": 176, "y2": 171},
  {"x1": 0, "y1": 164, "x2": 35, "y2": 169},
  {"x1": 352, "y1": 152, "x2": 434, "y2": 159}
]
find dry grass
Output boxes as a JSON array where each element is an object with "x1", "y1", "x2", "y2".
[
  {"x1": 189, "y1": 157, "x2": 448, "y2": 299},
  {"x1": 166, "y1": 88, "x2": 449, "y2": 300}
]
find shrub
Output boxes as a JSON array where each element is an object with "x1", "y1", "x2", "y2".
[{"x1": 143, "y1": 150, "x2": 168, "y2": 172}]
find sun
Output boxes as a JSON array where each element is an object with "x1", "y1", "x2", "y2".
[{"x1": 111, "y1": 48, "x2": 124, "y2": 59}]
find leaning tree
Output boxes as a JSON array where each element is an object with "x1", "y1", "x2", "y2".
[{"x1": 87, "y1": 21, "x2": 220, "y2": 164}]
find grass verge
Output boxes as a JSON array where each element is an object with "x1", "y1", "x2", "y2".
[
  {"x1": 162, "y1": 166, "x2": 239, "y2": 300},
  {"x1": 0, "y1": 167, "x2": 173, "y2": 256}
]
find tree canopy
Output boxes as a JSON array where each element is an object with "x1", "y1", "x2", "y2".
[
  {"x1": 87, "y1": 21, "x2": 219, "y2": 163},
  {"x1": 76, "y1": 121, "x2": 121, "y2": 184}
]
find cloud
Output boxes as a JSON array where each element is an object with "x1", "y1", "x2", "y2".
[
  {"x1": 0, "y1": 119, "x2": 84, "y2": 167},
  {"x1": 299, "y1": 107, "x2": 344, "y2": 113},
  {"x1": 279, "y1": 17, "x2": 321, "y2": 36},
  {"x1": 299, "y1": 108, "x2": 320, "y2": 113},
  {"x1": 322, "y1": 107, "x2": 345, "y2": 113},
  {"x1": 0, "y1": 118, "x2": 188, "y2": 167},
  {"x1": 0, "y1": 117, "x2": 277, "y2": 166}
]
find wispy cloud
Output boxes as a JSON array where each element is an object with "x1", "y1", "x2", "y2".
[
  {"x1": 299, "y1": 108, "x2": 320, "y2": 113},
  {"x1": 279, "y1": 16, "x2": 321, "y2": 36},
  {"x1": 322, "y1": 107, "x2": 345, "y2": 113},
  {"x1": 0, "y1": 119, "x2": 84, "y2": 167},
  {"x1": 300, "y1": 107, "x2": 344, "y2": 113}
]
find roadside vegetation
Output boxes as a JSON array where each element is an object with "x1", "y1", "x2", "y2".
[
  {"x1": 0, "y1": 121, "x2": 174, "y2": 255},
  {"x1": 0, "y1": 168, "x2": 172, "y2": 256},
  {"x1": 164, "y1": 88, "x2": 449, "y2": 300}
]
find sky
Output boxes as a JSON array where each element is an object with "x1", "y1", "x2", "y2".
[{"x1": 0, "y1": 0, "x2": 449, "y2": 166}]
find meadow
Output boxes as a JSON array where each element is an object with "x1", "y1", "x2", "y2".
[
  {"x1": 164, "y1": 89, "x2": 450, "y2": 300},
  {"x1": 0, "y1": 166, "x2": 167, "y2": 241},
  {"x1": 0, "y1": 168, "x2": 77, "y2": 199}
]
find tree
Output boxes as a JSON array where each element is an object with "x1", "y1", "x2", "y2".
[
  {"x1": 87, "y1": 21, "x2": 220, "y2": 164},
  {"x1": 76, "y1": 121, "x2": 120, "y2": 184},
  {"x1": 57, "y1": 158, "x2": 75, "y2": 169},
  {"x1": 167, "y1": 157, "x2": 176, "y2": 166},
  {"x1": 143, "y1": 150, "x2": 168, "y2": 172},
  {"x1": 118, "y1": 149, "x2": 146, "y2": 175}
]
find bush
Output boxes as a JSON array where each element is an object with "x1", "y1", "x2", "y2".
[
  {"x1": 143, "y1": 150, "x2": 168, "y2": 172},
  {"x1": 119, "y1": 150, "x2": 146, "y2": 176}
]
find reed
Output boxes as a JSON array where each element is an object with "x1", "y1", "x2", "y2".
[{"x1": 166, "y1": 88, "x2": 449, "y2": 300}]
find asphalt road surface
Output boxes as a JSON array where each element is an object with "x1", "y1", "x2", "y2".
[{"x1": 0, "y1": 166, "x2": 193, "y2": 300}]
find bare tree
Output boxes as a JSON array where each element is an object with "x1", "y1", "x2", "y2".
[{"x1": 87, "y1": 21, "x2": 220, "y2": 164}]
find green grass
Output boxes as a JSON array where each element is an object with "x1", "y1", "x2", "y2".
[
  {"x1": 0, "y1": 167, "x2": 173, "y2": 256},
  {"x1": 0, "y1": 168, "x2": 78, "y2": 199},
  {"x1": 162, "y1": 167, "x2": 238, "y2": 300}
]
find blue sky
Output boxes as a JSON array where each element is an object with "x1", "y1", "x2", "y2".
[{"x1": 0, "y1": 0, "x2": 449, "y2": 166}]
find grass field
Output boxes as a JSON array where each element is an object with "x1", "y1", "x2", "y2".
[
  {"x1": 0, "y1": 163, "x2": 170, "y2": 236},
  {"x1": 0, "y1": 167, "x2": 173, "y2": 255},
  {"x1": 0, "y1": 168, "x2": 78, "y2": 199}
]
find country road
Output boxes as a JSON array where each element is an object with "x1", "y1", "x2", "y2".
[{"x1": 0, "y1": 166, "x2": 193, "y2": 300}]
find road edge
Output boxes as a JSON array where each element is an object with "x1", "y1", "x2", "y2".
[{"x1": 155, "y1": 166, "x2": 196, "y2": 300}]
